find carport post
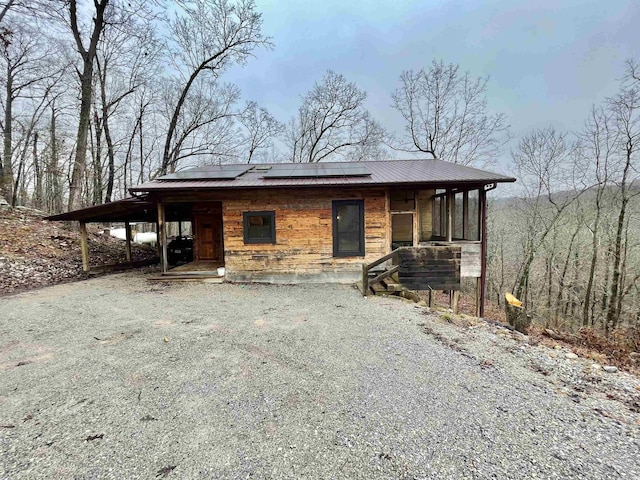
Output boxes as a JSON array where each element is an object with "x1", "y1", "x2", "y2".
[
  {"x1": 125, "y1": 221, "x2": 132, "y2": 263},
  {"x1": 157, "y1": 201, "x2": 168, "y2": 273},
  {"x1": 79, "y1": 221, "x2": 90, "y2": 272}
]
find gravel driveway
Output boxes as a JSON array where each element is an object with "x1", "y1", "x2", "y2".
[{"x1": 1, "y1": 272, "x2": 638, "y2": 479}]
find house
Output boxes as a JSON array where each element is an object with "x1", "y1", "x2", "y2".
[{"x1": 47, "y1": 159, "x2": 515, "y2": 315}]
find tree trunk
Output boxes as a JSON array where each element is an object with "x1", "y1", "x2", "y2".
[
  {"x1": 1, "y1": 62, "x2": 13, "y2": 202},
  {"x1": 161, "y1": 68, "x2": 203, "y2": 175},
  {"x1": 606, "y1": 154, "x2": 631, "y2": 335},
  {"x1": 67, "y1": 0, "x2": 108, "y2": 210},
  {"x1": 33, "y1": 132, "x2": 42, "y2": 209},
  {"x1": 69, "y1": 66, "x2": 95, "y2": 209},
  {"x1": 92, "y1": 112, "x2": 103, "y2": 205},
  {"x1": 103, "y1": 115, "x2": 114, "y2": 203},
  {"x1": 583, "y1": 195, "x2": 602, "y2": 326},
  {"x1": 49, "y1": 106, "x2": 62, "y2": 214},
  {"x1": 554, "y1": 223, "x2": 580, "y2": 323}
]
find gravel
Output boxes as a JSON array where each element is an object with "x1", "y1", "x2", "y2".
[{"x1": 0, "y1": 272, "x2": 639, "y2": 479}]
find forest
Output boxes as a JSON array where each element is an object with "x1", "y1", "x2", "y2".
[{"x1": 1, "y1": 0, "x2": 639, "y2": 339}]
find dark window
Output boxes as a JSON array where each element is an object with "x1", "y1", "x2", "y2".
[
  {"x1": 432, "y1": 191, "x2": 447, "y2": 239},
  {"x1": 333, "y1": 200, "x2": 365, "y2": 257},
  {"x1": 466, "y1": 189, "x2": 480, "y2": 240},
  {"x1": 243, "y1": 211, "x2": 276, "y2": 244},
  {"x1": 454, "y1": 191, "x2": 464, "y2": 239},
  {"x1": 390, "y1": 189, "x2": 415, "y2": 210}
]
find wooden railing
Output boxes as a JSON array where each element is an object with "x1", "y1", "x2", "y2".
[{"x1": 360, "y1": 248, "x2": 401, "y2": 295}]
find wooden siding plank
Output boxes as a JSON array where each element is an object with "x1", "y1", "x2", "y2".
[
  {"x1": 397, "y1": 246, "x2": 461, "y2": 291},
  {"x1": 213, "y1": 188, "x2": 388, "y2": 277}
]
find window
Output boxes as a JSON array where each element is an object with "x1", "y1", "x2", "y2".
[
  {"x1": 390, "y1": 189, "x2": 415, "y2": 211},
  {"x1": 432, "y1": 190, "x2": 447, "y2": 239},
  {"x1": 431, "y1": 189, "x2": 481, "y2": 241},
  {"x1": 243, "y1": 211, "x2": 276, "y2": 244},
  {"x1": 454, "y1": 191, "x2": 464, "y2": 239},
  {"x1": 333, "y1": 200, "x2": 365, "y2": 257},
  {"x1": 466, "y1": 189, "x2": 480, "y2": 240}
]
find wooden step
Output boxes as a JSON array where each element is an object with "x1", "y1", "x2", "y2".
[
  {"x1": 371, "y1": 283, "x2": 389, "y2": 295},
  {"x1": 381, "y1": 280, "x2": 404, "y2": 292},
  {"x1": 147, "y1": 274, "x2": 223, "y2": 282}
]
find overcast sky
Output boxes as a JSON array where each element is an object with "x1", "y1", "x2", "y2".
[{"x1": 225, "y1": 0, "x2": 639, "y2": 170}]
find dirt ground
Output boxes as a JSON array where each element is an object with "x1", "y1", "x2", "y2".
[
  {"x1": 1, "y1": 272, "x2": 638, "y2": 479},
  {"x1": 0, "y1": 207, "x2": 156, "y2": 295}
]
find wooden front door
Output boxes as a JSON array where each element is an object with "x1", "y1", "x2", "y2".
[{"x1": 194, "y1": 210, "x2": 222, "y2": 261}]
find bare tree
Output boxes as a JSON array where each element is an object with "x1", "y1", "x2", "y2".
[
  {"x1": 285, "y1": 70, "x2": 384, "y2": 163},
  {"x1": 93, "y1": 6, "x2": 161, "y2": 202},
  {"x1": 578, "y1": 106, "x2": 617, "y2": 325},
  {"x1": 510, "y1": 127, "x2": 584, "y2": 302},
  {"x1": 123, "y1": 84, "x2": 158, "y2": 190},
  {"x1": 604, "y1": 64, "x2": 640, "y2": 334},
  {"x1": 0, "y1": 20, "x2": 59, "y2": 202},
  {"x1": 160, "y1": 77, "x2": 242, "y2": 169},
  {"x1": 238, "y1": 101, "x2": 282, "y2": 163},
  {"x1": 65, "y1": 0, "x2": 109, "y2": 209},
  {"x1": 159, "y1": 0, "x2": 271, "y2": 175},
  {"x1": 391, "y1": 60, "x2": 508, "y2": 166}
]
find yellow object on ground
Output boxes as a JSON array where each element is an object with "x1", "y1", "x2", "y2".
[{"x1": 505, "y1": 292, "x2": 523, "y2": 308}]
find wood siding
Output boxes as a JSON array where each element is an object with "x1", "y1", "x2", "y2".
[
  {"x1": 156, "y1": 188, "x2": 388, "y2": 281},
  {"x1": 222, "y1": 188, "x2": 387, "y2": 278},
  {"x1": 398, "y1": 246, "x2": 461, "y2": 291}
]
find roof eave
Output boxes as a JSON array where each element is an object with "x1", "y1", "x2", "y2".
[{"x1": 129, "y1": 177, "x2": 516, "y2": 194}]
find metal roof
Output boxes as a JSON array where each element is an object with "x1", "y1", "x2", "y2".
[
  {"x1": 45, "y1": 197, "x2": 156, "y2": 223},
  {"x1": 130, "y1": 159, "x2": 516, "y2": 193}
]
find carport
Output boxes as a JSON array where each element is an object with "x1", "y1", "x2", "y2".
[{"x1": 46, "y1": 196, "x2": 158, "y2": 272}]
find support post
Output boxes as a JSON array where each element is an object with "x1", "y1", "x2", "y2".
[
  {"x1": 452, "y1": 290, "x2": 460, "y2": 314},
  {"x1": 155, "y1": 221, "x2": 161, "y2": 255},
  {"x1": 428, "y1": 287, "x2": 433, "y2": 307},
  {"x1": 124, "y1": 221, "x2": 132, "y2": 263},
  {"x1": 475, "y1": 277, "x2": 482, "y2": 318},
  {"x1": 157, "y1": 201, "x2": 168, "y2": 273},
  {"x1": 79, "y1": 221, "x2": 90, "y2": 272},
  {"x1": 446, "y1": 189, "x2": 454, "y2": 305},
  {"x1": 479, "y1": 188, "x2": 487, "y2": 318},
  {"x1": 446, "y1": 190, "x2": 453, "y2": 242},
  {"x1": 361, "y1": 263, "x2": 368, "y2": 296}
]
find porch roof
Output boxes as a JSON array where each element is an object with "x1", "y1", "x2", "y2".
[
  {"x1": 130, "y1": 159, "x2": 516, "y2": 193},
  {"x1": 45, "y1": 196, "x2": 156, "y2": 223}
]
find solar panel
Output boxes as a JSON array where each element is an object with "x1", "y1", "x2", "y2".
[
  {"x1": 159, "y1": 165, "x2": 251, "y2": 181},
  {"x1": 262, "y1": 163, "x2": 370, "y2": 178}
]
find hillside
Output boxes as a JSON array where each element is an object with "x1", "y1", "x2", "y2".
[{"x1": 0, "y1": 207, "x2": 157, "y2": 295}]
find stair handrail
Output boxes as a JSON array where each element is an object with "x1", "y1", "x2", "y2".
[{"x1": 361, "y1": 248, "x2": 403, "y2": 295}]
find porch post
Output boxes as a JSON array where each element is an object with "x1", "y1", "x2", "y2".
[
  {"x1": 446, "y1": 190, "x2": 453, "y2": 242},
  {"x1": 452, "y1": 290, "x2": 460, "y2": 314},
  {"x1": 446, "y1": 189, "x2": 454, "y2": 310},
  {"x1": 79, "y1": 221, "x2": 90, "y2": 272},
  {"x1": 124, "y1": 221, "x2": 132, "y2": 263},
  {"x1": 478, "y1": 188, "x2": 487, "y2": 318},
  {"x1": 157, "y1": 201, "x2": 168, "y2": 273}
]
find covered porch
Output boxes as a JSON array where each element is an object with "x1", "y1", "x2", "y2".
[
  {"x1": 45, "y1": 197, "x2": 225, "y2": 278},
  {"x1": 369, "y1": 183, "x2": 493, "y2": 317}
]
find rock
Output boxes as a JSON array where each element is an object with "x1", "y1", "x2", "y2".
[
  {"x1": 417, "y1": 300, "x2": 427, "y2": 307},
  {"x1": 565, "y1": 352, "x2": 579, "y2": 360},
  {"x1": 603, "y1": 365, "x2": 618, "y2": 373},
  {"x1": 590, "y1": 363, "x2": 602, "y2": 370},
  {"x1": 549, "y1": 352, "x2": 558, "y2": 358},
  {"x1": 554, "y1": 345, "x2": 562, "y2": 350}
]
